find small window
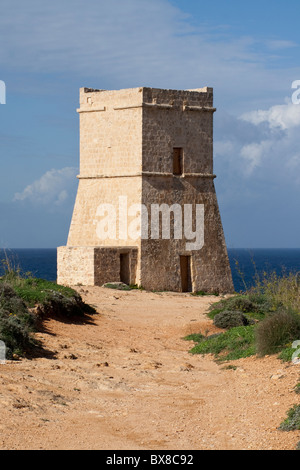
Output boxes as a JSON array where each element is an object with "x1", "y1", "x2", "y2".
[{"x1": 173, "y1": 148, "x2": 183, "y2": 175}]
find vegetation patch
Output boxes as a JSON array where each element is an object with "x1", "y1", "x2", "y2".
[
  {"x1": 278, "y1": 347, "x2": 296, "y2": 363},
  {"x1": 213, "y1": 310, "x2": 253, "y2": 329},
  {"x1": 188, "y1": 270, "x2": 300, "y2": 363},
  {"x1": 184, "y1": 333, "x2": 204, "y2": 343},
  {"x1": 0, "y1": 267, "x2": 96, "y2": 359},
  {"x1": 255, "y1": 309, "x2": 300, "y2": 357},
  {"x1": 279, "y1": 405, "x2": 300, "y2": 431},
  {"x1": 188, "y1": 268, "x2": 300, "y2": 442},
  {"x1": 0, "y1": 281, "x2": 37, "y2": 358},
  {"x1": 208, "y1": 294, "x2": 273, "y2": 322},
  {"x1": 188, "y1": 326, "x2": 256, "y2": 362}
]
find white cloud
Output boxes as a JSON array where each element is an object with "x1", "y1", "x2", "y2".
[
  {"x1": 265, "y1": 40, "x2": 298, "y2": 50},
  {"x1": 215, "y1": 99, "x2": 300, "y2": 185},
  {"x1": 241, "y1": 101, "x2": 300, "y2": 130},
  {"x1": 13, "y1": 167, "x2": 78, "y2": 206},
  {"x1": 240, "y1": 140, "x2": 273, "y2": 174}
]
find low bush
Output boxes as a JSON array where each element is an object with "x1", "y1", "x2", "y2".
[
  {"x1": 213, "y1": 310, "x2": 252, "y2": 329},
  {"x1": 8, "y1": 277, "x2": 81, "y2": 306},
  {"x1": 0, "y1": 274, "x2": 95, "y2": 317},
  {"x1": 279, "y1": 405, "x2": 300, "y2": 431},
  {"x1": 0, "y1": 283, "x2": 37, "y2": 358},
  {"x1": 37, "y1": 290, "x2": 95, "y2": 318},
  {"x1": 0, "y1": 309, "x2": 37, "y2": 359},
  {"x1": 184, "y1": 333, "x2": 204, "y2": 343},
  {"x1": 189, "y1": 325, "x2": 256, "y2": 361},
  {"x1": 208, "y1": 294, "x2": 272, "y2": 322},
  {"x1": 0, "y1": 269, "x2": 96, "y2": 358},
  {"x1": 255, "y1": 309, "x2": 300, "y2": 357}
]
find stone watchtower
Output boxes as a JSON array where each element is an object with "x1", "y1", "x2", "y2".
[{"x1": 57, "y1": 86, "x2": 234, "y2": 293}]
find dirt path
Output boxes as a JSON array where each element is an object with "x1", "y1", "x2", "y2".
[{"x1": 0, "y1": 287, "x2": 299, "y2": 450}]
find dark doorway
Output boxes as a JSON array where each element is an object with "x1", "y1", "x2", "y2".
[
  {"x1": 120, "y1": 253, "x2": 130, "y2": 285},
  {"x1": 180, "y1": 255, "x2": 192, "y2": 292}
]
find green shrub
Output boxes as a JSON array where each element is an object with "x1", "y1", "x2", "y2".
[
  {"x1": 189, "y1": 325, "x2": 256, "y2": 361},
  {"x1": 184, "y1": 333, "x2": 204, "y2": 343},
  {"x1": 208, "y1": 294, "x2": 272, "y2": 322},
  {"x1": 37, "y1": 290, "x2": 95, "y2": 318},
  {"x1": 0, "y1": 282, "x2": 28, "y2": 315},
  {"x1": 279, "y1": 405, "x2": 300, "y2": 431},
  {"x1": 0, "y1": 274, "x2": 95, "y2": 317},
  {"x1": 255, "y1": 309, "x2": 300, "y2": 357},
  {"x1": 213, "y1": 310, "x2": 252, "y2": 329},
  {"x1": 11, "y1": 277, "x2": 81, "y2": 306},
  {"x1": 0, "y1": 269, "x2": 96, "y2": 358},
  {"x1": 0, "y1": 307, "x2": 37, "y2": 359},
  {"x1": 278, "y1": 347, "x2": 296, "y2": 362}
]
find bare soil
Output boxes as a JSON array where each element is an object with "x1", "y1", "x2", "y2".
[{"x1": 0, "y1": 287, "x2": 299, "y2": 450}]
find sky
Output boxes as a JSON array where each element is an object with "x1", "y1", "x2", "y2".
[{"x1": 0, "y1": 0, "x2": 300, "y2": 249}]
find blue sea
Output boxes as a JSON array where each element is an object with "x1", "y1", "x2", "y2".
[{"x1": 0, "y1": 248, "x2": 299, "y2": 293}]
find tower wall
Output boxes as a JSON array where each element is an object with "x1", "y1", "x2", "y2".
[{"x1": 57, "y1": 86, "x2": 234, "y2": 293}]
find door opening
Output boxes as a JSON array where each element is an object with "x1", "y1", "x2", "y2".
[
  {"x1": 180, "y1": 255, "x2": 192, "y2": 292},
  {"x1": 120, "y1": 253, "x2": 130, "y2": 285}
]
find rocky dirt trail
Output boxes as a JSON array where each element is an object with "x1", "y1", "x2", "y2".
[{"x1": 0, "y1": 287, "x2": 299, "y2": 450}]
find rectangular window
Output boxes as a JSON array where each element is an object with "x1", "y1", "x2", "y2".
[{"x1": 173, "y1": 148, "x2": 183, "y2": 175}]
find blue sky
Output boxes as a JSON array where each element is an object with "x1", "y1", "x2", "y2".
[{"x1": 0, "y1": 0, "x2": 300, "y2": 248}]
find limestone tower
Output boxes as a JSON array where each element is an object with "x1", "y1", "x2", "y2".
[{"x1": 57, "y1": 86, "x2": 234, "y2": 293}]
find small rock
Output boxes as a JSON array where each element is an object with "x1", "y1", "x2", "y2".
[
  {"x1": 144, "y1": 361, "x2": 162, "y2": 370},
  {"x1": 180, "y1": 363, "x2": 195, "y2": 371},
  {"x1": 270, "y1": 374, "x2": 285, "y2": 380},
  {"x1": 64, "y1": 353, "x2": 78, "y2": 360}
]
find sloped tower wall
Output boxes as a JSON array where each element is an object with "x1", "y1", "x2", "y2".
[{"x1": 57, "y1": 86, "x2": 234, "y2": 293}]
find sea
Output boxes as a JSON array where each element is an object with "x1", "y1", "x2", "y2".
[{"x1": 0, "y1": 248, "x2": 299, "y2": 293}]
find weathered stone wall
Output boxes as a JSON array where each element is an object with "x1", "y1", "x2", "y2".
[
  {"x1": 57, "y1": 246, "x2": 138, "y2": 286},
  {"x1": 57, "y1": 246, "x2": 96, "y2": 286},
  {"x1": 140, "y1": 177, "x2": 233, "y2": 293},
  {"x1": 139, "y1": 87, "x2": 232, "y2": 292},
  {"x1": 78, "y1": 87, "x2": 143, "y2": 177},
  {"x1": 142, "y1": 87, "x2": 214, "y2": 174},
  {"x1": 94, "y1": 247, "x2": 138, "y2": 286},
  {"x1": 65, "y1": 88, "x2": 144, "y2": 284}
]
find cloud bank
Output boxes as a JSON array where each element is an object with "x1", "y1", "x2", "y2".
[
  {"x1": 1, "y1": 0, "x2": 299, "y2": 112},
  {"x1": 13, "y1": 167, "x2": 78, "y2": 206}
]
